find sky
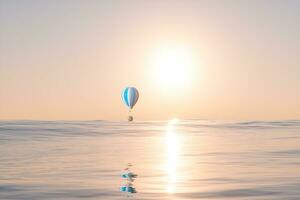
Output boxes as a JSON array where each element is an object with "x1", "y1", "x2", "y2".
[{"x1": 0, "y1": 0, "x2": 299, "y2": 120}]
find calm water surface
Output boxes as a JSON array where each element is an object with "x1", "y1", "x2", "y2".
[{"x1": 1, "y1": 120, "x2": 300, "y2": 200}]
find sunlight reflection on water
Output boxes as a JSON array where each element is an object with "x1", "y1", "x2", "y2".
[{"x1": 165, "y1": 118, "x2": 180, "y2": 194}]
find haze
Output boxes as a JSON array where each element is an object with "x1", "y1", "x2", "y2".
[{"x1": 0, "y1": 0, "x2": 299, "y2": 120}]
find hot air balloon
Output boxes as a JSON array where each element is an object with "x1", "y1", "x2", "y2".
[{"x1": 122, "y1": 87, "x2": 139, "y2": 121}]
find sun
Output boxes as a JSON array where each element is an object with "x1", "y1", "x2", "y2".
[{"x1": 149, "y1": 45, "x2": 195, "y2": 91}]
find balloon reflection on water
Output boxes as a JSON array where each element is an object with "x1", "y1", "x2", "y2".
[{"x1": 120, "y1": 163, "x2": 137, "y2": 196}]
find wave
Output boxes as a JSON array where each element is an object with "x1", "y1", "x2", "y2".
[{"x1": 0, "y1": 120, "x2": 299, "y2": 140}]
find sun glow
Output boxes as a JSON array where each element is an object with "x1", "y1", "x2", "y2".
[{"x1": 150, "y1": 45, "x2": 195, "y2": 91}]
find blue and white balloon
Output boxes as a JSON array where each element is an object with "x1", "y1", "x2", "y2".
[{"x1": 122, "y1": 87, "x2": 139, "y2": 110}]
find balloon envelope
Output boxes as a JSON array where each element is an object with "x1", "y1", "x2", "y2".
[{"x1": 122, "y1": 87, "x2": 139, "y2": 109}]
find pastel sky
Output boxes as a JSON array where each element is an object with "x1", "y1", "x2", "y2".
[{"x1": 0, "y1": 0, "x2": 299, "y2": 120}]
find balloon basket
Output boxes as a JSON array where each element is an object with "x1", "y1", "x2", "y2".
[{"x1": 128, "y1": 116, "x2": 133, "y2": 122}]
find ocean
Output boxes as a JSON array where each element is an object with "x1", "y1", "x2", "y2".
[{"x1": 0, "y1": 119, "x2": 300, "y2": 200}]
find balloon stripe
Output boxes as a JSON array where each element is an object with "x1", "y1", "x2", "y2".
[
  {"x1": 133, "y1": 90, "x2": 137, "y2": 107},
  {"x1": 124, "y1": 88, "x2": 129, "y2": 107},
  {"x1": 128, "y1": 88, "x2": 132, "y2": 108},
  {"x1": 130, "y1": 88, "x2": 135, "y2": 109},
  {"x1": 121, "y1": 89, "x2": 126, "y2": 106},
  {"x1": 135, "y1": 90, "x2": 139, "y2": 105}
]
